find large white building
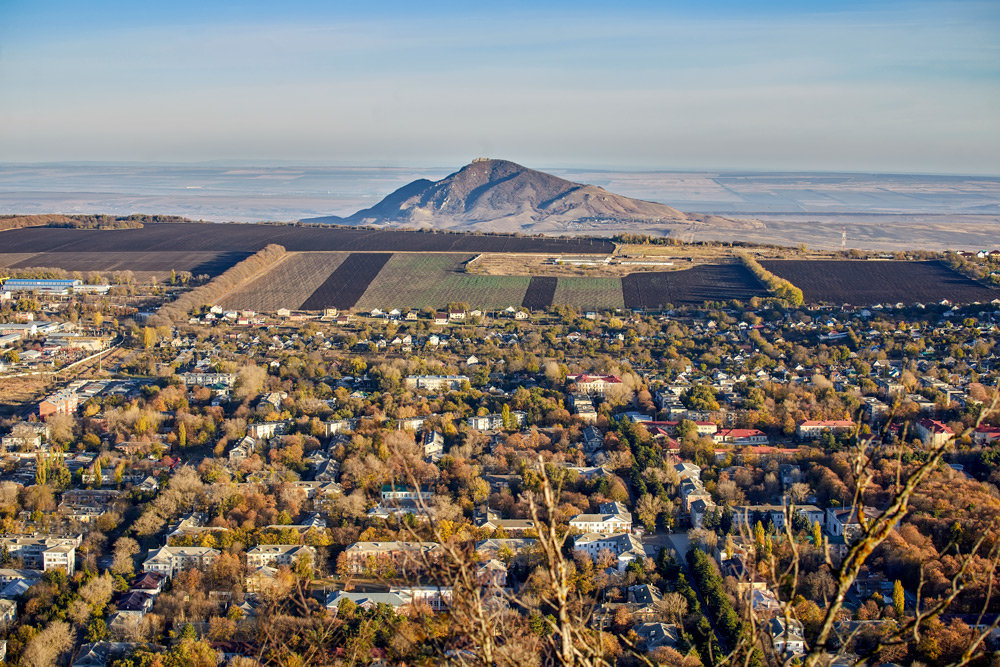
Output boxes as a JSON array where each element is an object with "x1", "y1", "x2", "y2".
[
  {"x1": 142, "y1": 546, "x2": 220, "y2": 579},
  {"x1": 0, "y1": 535, "x2": 80, "y2": 574},
  {"x1": 404, "y1": 375, "x2": 469, "y2": 392},
  {"x1": 246, "y1": 544, "x2": 317, "y2": 569},
  {"x1": 573, "y1": 532, "x2": 646, "y2": 570},
  {"x1": 567, "y1": 374, "x2": 624, "y2": 396}
]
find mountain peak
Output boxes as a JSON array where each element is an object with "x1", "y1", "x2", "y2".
[{"x1": 326, "y1": 159, "x2": 694, "y2": 233}]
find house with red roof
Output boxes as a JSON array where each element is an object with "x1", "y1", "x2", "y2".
[
  {"x1": 914, "y1": 419, "x2": 954, "y2": 447},
  {"x1": 973, "y1": 426, "x2": 1000, "y2": 445},
  {"x1": 713, "y1": 428, "x2": 769, "y2": 446},
  {"x1": 796, "y1": 420, "x2": 855, "y2": 440}
]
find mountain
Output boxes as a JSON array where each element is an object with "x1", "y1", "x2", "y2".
[{"x1": 304, "y1": 159, "x2": 727, "y2": 233}]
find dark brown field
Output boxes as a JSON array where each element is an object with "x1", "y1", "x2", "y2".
[
  {"x1": 0, "y1": 222, "x2": 615, "y2": 254},
  {"x1": 622, "y1": 264, "x2": 769, "y2": 309},
  {"x1": 6, "y1": 251, "x2": 249, "y2": 277},
  {"x1": 522, "y1": 277, "x2": 558, "y2": 309},
  {"x1": 762, "y1": 260, "x2": 1000, "y2": 305},
  {"x1": 300, "y1": 253, "x2": 393, "y2": 310}
]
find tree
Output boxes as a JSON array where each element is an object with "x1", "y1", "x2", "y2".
[
  {"x1": 143, "y1": 326, "x2": 157, "y2": 349},
  {"x1": 893, "y1": 579, "x2": 905, "y2": 618},
  {"x1": 178, "y1": 422, "x2": 187, "y2": 449},
  {"x1": 636, "y1": 494, "x2": 665, "y2": 532},
  {"x1": 85, "y1": 617, "x2": 108, "y2": 642},
  {"x1": 21, "y1": 620, "x2": 73, "y2": 667},
  {"x1": 112, "y1": 537, "x2": 140, "y2": 576},
  {"x1": 234, "y1": 364, "x2": 267, "y2": 400},
  {"x1": 502, "y1": 403, "x2": 514, "y2": 430}
]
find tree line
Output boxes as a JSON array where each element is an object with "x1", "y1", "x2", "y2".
[
  {"x1": 737, "y1": 253, "x2": 805, "y2": 306},
  {"x1": 153, "y1": 244, "x2": 286, "y2": 324}
]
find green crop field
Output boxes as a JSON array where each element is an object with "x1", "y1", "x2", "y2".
[
  {"x1": 354, "y1": 253, "x2": 530, "y2": 310},
  {"x1": 552, "y1": 277, "x2": 625, "y2": 309}
]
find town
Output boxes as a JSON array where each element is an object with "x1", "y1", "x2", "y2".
[{"x1": 0, "y1": 272, "x2": 998, "y2": 666}]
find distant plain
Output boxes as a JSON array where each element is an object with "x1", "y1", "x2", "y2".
[{"x1": 1, "y1": 163, "x2": 998, "y2": 250}]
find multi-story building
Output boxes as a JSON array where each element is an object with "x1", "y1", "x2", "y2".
[
  {"x1": 567, "y1": 374, "x2": 624, "y2": 396},
  {"x1": 569, "y1": 505, "x2": 632, "y2": 535},
  {"x1": 38, "y1": 391, "x2": 79, "y2": 418},
  {"x1": 573, "y1": 533, "x2": 645, "y2": 570},
  {"x1": 142, "y1": 546, "x2": 220, "y2": 579},
  {"x1": 404, "y1": 375, "x2": 469, "y2": 392},
  {"x1": 796, "y1": 420, "x2": 855, "y2": 440},
  {"x1": 246, "y1": 544, "x2": 317, "y2": 569},
  {"x1": 178, "y1": 372, "x2": 234, "y2": 387},
  {"x1": 914, "y1": 418, "x2": 955, "y2": 447},
  {"x1": 0, "y1": 535, "x2": 81, "y2": 574},
  {"x1": 339, "y1": 541, "x2": 442, "y2": 575},
  {"x1": 466, "y1": 411, "x2": 526, "y2": 430}
]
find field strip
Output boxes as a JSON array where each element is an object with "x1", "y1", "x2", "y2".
[
  {"x1": 219, "y1": 252, "x2": 350, "y2": 311},
  {"x1": 522, "y1": 276, "x2": 557, "y2": 309},
  {"x1": 353, "y1": 253, "x2": 530, "y2": 310},
  {"x1": 300, "y1": 253, "x2": 392, "y2": 310},
  {"x1": 552, "y1": 277, "x2": 625, "y2": 309}
]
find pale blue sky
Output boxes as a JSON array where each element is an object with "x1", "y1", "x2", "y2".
[{"x1": 1, "y1": 1, "x2": 998, "y2": 173}]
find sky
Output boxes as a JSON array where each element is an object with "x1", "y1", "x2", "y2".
[{"x1": 1, "y1": 0, "x2": 999, "y2": 174}]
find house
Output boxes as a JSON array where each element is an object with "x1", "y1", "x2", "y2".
[
  {"x1": 475, "y1": 538, "x2": 537, "y2": 562},
  {"x1": 476, "y1": 559, "x2": 508, "y2": 587},
  {"x1": 573, "y1": 533, "x2": 646, "y2": 570},
  {"x1": 0, "y1": 598, "x2": 16, "y2": 628},
  {"x1": 229, "y1": 436, "x2": 256, "y2": 463},
  {"x1": 973, "y1": 426, "x2": 1000, "y2": 445},
  {"x1": 633, "y1": 622, "x2": 680, "y2": 651},
  {"x1": 246, "y1": 544, "x2": 317, "y2": 569},
  {"x1": 142, "y1": 546, "x2": 220, "y2": 579},
  {"x1": 568, "y1": 393, "x2": 598, "y2": 423},
  {"x1": 178, "y1": 372, "x2": 234, "y2": 387},
  {"x1": 390, "y1": 585, "x2": 454, "y2": 612},
  {"x1": 769, "y1": 617, "x2": 806, "y2": 656},
  {"x1": 422, "y1": 431, "x2": 444, "y2": 462},
  {"x1": 381, "y1": 484, "x2": 434, "y2": 503},
  {"x1": 796, "y1": 420, "x2": 855, "y2": 439},
  {"x1": 448, "y1": 309, "x2": 466, "y2": 321},
  {"x1": 129, "y1": 572, "x2": 165, "y2": 596},
  {"x1": 582, "y1": 426, "x2": 604, "y2": 452},
  {"x1": 247, "y1": 421, "x2": 286, "y2": 439},
  {"x1": 1, "y1": 432, "x2": 42, "y2": 452},
  {"x1": 914, "y1": 418, "x2": 954, "y2": 447},
  {"x1": 475, "y1": 508, "x2": 536, "y2": 536},
  {"x1": 826, "y1": 506, "x2": 881, "y2": 542},
  {"x1": 433, "y1": 312, "x2": 449, "y2": 325},
  {"x1": 327, "y1": 590, "x2": 409, "y2": 614},
  {"x1": 731, "y1": 504, "x2": 824, "y2": 530},
  {"x1": 713, "y1": 428, "x2": 769, "y2": 446}
]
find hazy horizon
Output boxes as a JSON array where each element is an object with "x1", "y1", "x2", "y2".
[{"x1": 2, "y1": 163, "x2": 998, "y2": 228}]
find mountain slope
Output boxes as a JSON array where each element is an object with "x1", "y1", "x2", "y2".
[{"x1": 305, "y1": 159, "x2": 706, "y2": 233}]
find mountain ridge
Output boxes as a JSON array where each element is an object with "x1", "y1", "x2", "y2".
[{"x1": 303, "y1": 158, "x2": 723, "y2": 233}]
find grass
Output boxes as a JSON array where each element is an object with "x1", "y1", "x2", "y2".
[
  {"x1": 355, "y1": 253, "x2": 530, "y2": 310},
  {"x1": 552, "y1": 277, "x2": 625, "y2": 310}
]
